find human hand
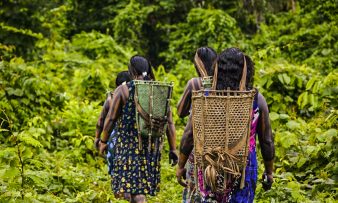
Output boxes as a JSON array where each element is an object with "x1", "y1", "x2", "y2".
[
  {"x1": 99, "y1": 141, "x2": 107, "y2": 157},
  {"x1": 176, "y1": 167, "x2": 187, "y2": 187},
  {"x1": 94, "y1": 138, "x2": 100, "y2": 150},
  {"x1": 262, "y1": 172, "x2": 273, "y2": 191},
  {"x1": 169, "y1": 150, "x2": 178, "y2": 166}
]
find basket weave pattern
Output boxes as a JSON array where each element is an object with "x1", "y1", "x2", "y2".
[
  {"x1": 134, "y1": 80, "x2": 173, "y2": 138},
  {"x1": 192, "y1": 89, "x2": 256, "y2": 191}
]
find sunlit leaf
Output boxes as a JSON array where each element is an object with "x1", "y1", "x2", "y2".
[{"x1": 286, "y1": 121, "x2": 300, "y2": 130}]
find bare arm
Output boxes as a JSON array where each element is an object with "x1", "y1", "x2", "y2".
[
  {"x1": 166, "y1": 110, "x2": 176, "y2": 151},
  {"x1": 257, "y1": 93, "x2": 275, "y2": 176},
  {"x1": 177, "y1": 79, "x2": 194, "y2": 118},
  {"x1": 95, "y1": 94, "x2": 112, "y2": 139},
  {"x1": 179, "y1": 115, "x2": 194, "y2": 160},
  {"x1": 101, "y1": 85, "x2": 128, "y2": 142},
  {"x1": 176, "y1": 115, "x2": 194, "y2": 186}
]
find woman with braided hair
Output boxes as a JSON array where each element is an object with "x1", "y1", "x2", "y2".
[
  {"x1": 176, "y1": 47, "x2": 217, "y2": 202},
  {"x1": 177, "y1": 47, "x2": 217, "y2": 117},
  {"x1": 94, "y1": 71, "x2": 131, "y2": 150},
  {"x1": 176, "y1": 48, "x2": 274, "y2": 202},
  {"x1": 99, "y1": 55, "x2": 178, "y2": 203}
]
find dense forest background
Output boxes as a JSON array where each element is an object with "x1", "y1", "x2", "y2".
[{"x1": 0, "y1": 0, "x2": 337, "y2": 202}]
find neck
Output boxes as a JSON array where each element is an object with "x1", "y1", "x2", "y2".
[{"x1": 136, "y1": 75, "x2": 144, "y2": 80}]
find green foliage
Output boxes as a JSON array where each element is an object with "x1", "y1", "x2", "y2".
[
  {"x1": 254, "y1": 58, "x2": 312, "y2": 114},
  {"x1": 0, "y1": 0, "x2": 65, "y2": 59},
  {"x1": 0, "y1": 59, "x2": 65, "y2": 133},
  {"x1": 252, "y1": 3, "x2": 338, "y2": 73},
  {"x1": 0, "y1": 0, "x2": 337, "y2": 202},
  {"x1": 162, "y1": 8, "x2": 242, "y2": 65},
  {"x1": 112, "y1": 0, "x2": 156, "y2": 54}
]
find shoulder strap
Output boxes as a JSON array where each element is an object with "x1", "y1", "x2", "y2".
[
  {"x1": 194, "y1": 53, "x2": 208, "y2": 77},
  {"x1": 191, "y1": 78, "x2": 202, "y2": 91},
  {"x1": 239, "y1": 56, "x2": 247, "y2": 91}
]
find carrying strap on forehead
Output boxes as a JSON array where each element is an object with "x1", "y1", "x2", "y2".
[
  {"x1": 239, "y1": 55, "x2": 247, "y2": 91},
  {"x1": 211, "y1": 60, "x2": 218, "y2": 90},
  {"x1": 194, "y1": 52, "x2": 208, "y2": 78},
  {"x1": 212, "y1": 55, "x2": 247, "y2": 91}
]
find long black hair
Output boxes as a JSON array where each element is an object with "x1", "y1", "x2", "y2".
[
  {"x1": 195, "y1": 47, "x2": 217, "y2": 77},
  {"x1": 216, "y1": 48, "x2": 254, "y2": 90},
  {"x1": 128, "y1": 55, "x2": 155, "y2": 80},
  {"x1": 115, "y1": 71, "x2": 132, "y2": 86}
]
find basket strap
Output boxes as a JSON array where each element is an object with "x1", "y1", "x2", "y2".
[
  {"x1": 211, "y1": 55, "x2": 247, "y2": 90},
  {"x1": 211, "y1": 62, "x2": 218, "y2": 90},
  {"x1": 194, "y1": 52, "x2": 208, "y2": 77},
  {"x1": 239, "y1": 55, "x2": 247, "y2": 91},
  {"x1": 134, "y1": 93, "x2": 168, "y2": 122},
  {"x1": 134, "y1": 96, "x2": 150, "y2": 122},
  {"x1": 135, "y1": 99, "x2": 167, "y2": 122}
]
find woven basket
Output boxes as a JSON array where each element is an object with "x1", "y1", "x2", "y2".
[
  {"x1": 191, "y1": 56, "x2": 256, "y2": 192},
  {"x1": 134, "y1": 80, "x2": 173, "y2": 138}
]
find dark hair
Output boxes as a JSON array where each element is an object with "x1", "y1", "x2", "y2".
[
  {"x1": 216, "y1": 48, "x2": 254, "y2": 90},
  {"x1": 128, "y1": 55, "x2": 155, "y2": 80},
  {"x1": 115, "y1": 71, "x2": 132, "y2": 86},
  {"x1": 195, "y1": 47, "x2": 217, "y2": 76}
]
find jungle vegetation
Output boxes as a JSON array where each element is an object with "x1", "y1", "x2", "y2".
[{"x1": 0, "y1": 0, "x2": 337, "y2": 202}]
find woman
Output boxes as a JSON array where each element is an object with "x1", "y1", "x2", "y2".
[
  {"x1": 100, "y1": 56, "x2": 178, "y2": 203},
  {"x1": 176, "y1": 48, "x2": 274, "y2": 202},
  {"x1": 94, "y1": 71, "x2": 131, "y2": 149},
  {"x1": 177, "y1": 47, "x2": 217, "y2": 117},
  {"x1": 176, "y1": 47, "x2": 217, "y2": 202}
]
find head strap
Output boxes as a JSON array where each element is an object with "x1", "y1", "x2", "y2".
[
  {"x1": 239, "y1": 55, "x2": 247, "y2": 91},
  {"x1": 194, "y1": 52, "x2": 208, "y2": 77},
  {"x1": 211, "y1": 60, "x2": 218, "y2": 90}
]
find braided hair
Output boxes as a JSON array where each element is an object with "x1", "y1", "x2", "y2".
[
  {"x1": 215, "y1": 48, "x2": 254, "y2": 90},
  {"x1": 128, "y1": 55, "x2": 155, "y2": 80},
  {"x1": 195, "y1": 47, "x2": 217, "y2": 77},
  {"x1": 115, "y1": 71, "x2": 132, "y2": 86}
]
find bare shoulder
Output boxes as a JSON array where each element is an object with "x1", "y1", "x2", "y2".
[
  {"x1": 257, "y1": 92, "x2": 268, "y2": 110},
  {"x1": 114, "y1": 84, "x2": 128, "y2": 94},
  {"x1": 106, "y1": 92, "x2": 113, "y2": 101},
  {"x1": 192, "y1": 77, "x2": 201, "y2": 83},
  {"x1": 187, "y1": 78, "x2": 195, "y2": 86}
]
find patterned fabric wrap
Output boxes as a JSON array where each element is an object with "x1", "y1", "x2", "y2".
[
  {"x1": 107, "y1": 81, "x2": 163, "y2": 195},
  {"x1": 183, "y1": 97, "x2": 259, "y2": 203}
]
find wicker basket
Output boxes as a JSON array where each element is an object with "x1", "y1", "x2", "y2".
[
  {"x1": 134, "y1": 80, "x2": 173, "y2": 139},
  {"x1": 191, "y1": 56, "x2": 256, "y2": 192}
]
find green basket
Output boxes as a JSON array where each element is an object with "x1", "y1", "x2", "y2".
[{"x1": 134, "y1": 80, "x2": 173, "y2": 138}]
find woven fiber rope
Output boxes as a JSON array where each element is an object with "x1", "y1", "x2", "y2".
[{"x1": 192, "y1": 89, "x2": 256, "y2": 192}]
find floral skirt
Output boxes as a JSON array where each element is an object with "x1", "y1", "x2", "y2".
[{"x1": 107, "y1": 129, "x2": 162, "y2": 196}]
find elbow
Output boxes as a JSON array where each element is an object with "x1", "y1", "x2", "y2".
[
  {"x1": 261, "y1": 142, "x2": 275, "y2": 162},
  {"x1": 103, "y1": 118, "x2": 114, "y2": 132},
  {"x1": 177, "y1": 112, "x2": 184, "y2": 118},
  {"x1": 177, "y1": 107, "x2": 184, "y2": 118},
  {"x1": 177, "y1": 101, "x2": 189, "y2": 118},
  {"x1": 262, "y1": 153, "x2": 275, "y2": 162},
  {"x1": 177, "y1": 109, "x2": 189, "y2": 118},
  {"x1": 96, "y1": 121, "x2": 102, "y2": 130},
  {"x1": 180, "y1": 144, "x2": 194, "y2": 157}
]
